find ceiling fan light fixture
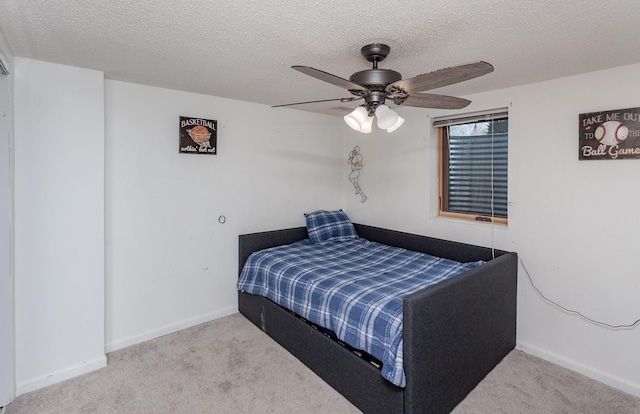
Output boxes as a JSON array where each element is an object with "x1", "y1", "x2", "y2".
[
  {"x1": 344, "y1": 106, "x2": 369, "y2": 131},
  {"x1": 386, "y1": 116, "x2": 405, "y2": 133},
  {"x1": 345, "y1": 104, "x2": 404, "y2": 133},
  {"x1": 375, "y1": 104, "x2": 399, "y2": 130}
]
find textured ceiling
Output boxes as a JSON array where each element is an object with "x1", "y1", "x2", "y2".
[{"x1": 1, "y1": 0, "x2": 639, "y2": 115}]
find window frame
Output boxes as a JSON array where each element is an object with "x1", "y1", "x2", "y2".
[{"x1": 435, "y1": 112, "x2": 508, "y2": 225}]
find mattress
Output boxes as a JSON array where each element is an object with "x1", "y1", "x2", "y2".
[{"x1": 237, "y1": 238, "x2": 483, "y2": 387}]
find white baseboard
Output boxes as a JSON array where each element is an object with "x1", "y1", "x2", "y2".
[
  {"x1": 105, "y1": 306, "x2": 238, "y2": 353},
  {"x1": 517, "y1": 340, "x2": 640, "y2": 398},
  {"x1": 15, "y1": 308, "x2": 239, "y2": 397},
  {"x1": 0, "y1": 386, "x2": 14, "y2": 408},
  {"x1": 16, "y1": 356, "x2": 107, "y2": 396}
]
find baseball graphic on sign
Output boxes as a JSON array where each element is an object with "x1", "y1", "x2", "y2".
[{"x1": 594, "y1": 121, "x2": 629, "y2": 146}]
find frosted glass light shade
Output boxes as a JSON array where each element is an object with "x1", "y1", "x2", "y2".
[
  {"x1": 386, "y1": 116, "x2": 405, "y2": 133},
  {"x1": 344, "y1": 106, "x2": 369, "y2": 131},
  {"x1": 375, "y1": 104, "x2": 399, "y2": 130},
  {"x1": 360, "y1": 115, "x2": 373, "y2": 133}
]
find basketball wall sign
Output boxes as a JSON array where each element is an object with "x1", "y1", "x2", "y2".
[
  {"x1": 179, "y1": 116, "x2": 217, "y2": 155},
  {"x1": 579, "y1": 107, "x2": 640, "y2": 160}
]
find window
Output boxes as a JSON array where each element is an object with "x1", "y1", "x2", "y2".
[{"x1": 435, "y1": 109, "x2": 508, "y2": 224}]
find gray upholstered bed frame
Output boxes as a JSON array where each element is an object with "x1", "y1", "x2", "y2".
[{"x1": 238, "y1": 223, "x2": 518, "y2": 414}]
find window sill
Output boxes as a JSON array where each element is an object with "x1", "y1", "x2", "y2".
[{"x1": 435, "y1": 212, "x2": 508, "y2": 227}]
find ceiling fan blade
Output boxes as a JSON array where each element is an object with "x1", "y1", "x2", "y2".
[
  {"x1": 292, "y1": 66, "x2": 368, "y2": 92},
  {"x1": 272, "y1": 97, "x2": 362, "y2": 108},
  {"x1": 399, "y1": 93, "x2": 471, "y2": 110},
  {"x1": 388, "y1": 61, "x2": 494, "y2": 93}
]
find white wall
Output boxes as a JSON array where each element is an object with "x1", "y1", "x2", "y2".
[
  {"x1": 13, "y1": 58, "x2": 106, "y2": 394},
  {"x1": 0, "y1": 30, "x2": 15, "y2": 406},
  {"x1": 344, "y1": 63, "x2": 640, "y2": 397},
  {"x1": 104, "y1": 80, "x2": 344, "y2": 351}
]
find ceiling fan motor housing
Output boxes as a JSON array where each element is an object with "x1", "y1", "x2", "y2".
[{"x1": 349, "y1": 69, "x2": 402, "y2": 88}]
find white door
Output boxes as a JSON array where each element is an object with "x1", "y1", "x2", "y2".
[{"x1": 0, "y1": 56, "x2": 14, "y2": 406}]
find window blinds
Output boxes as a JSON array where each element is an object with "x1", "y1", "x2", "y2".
[
  {"x1": 446, "y1": 132, "x2": 508, "y2": 218},
  {"x1": 435, "y1": 108, "x2": 509, "y2": 219}
]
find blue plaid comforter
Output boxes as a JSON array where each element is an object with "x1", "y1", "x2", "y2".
[{"x1": 237, "y1": 238, "x2": 483, "y2": 387}]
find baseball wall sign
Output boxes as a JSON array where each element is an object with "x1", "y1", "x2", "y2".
[
  {"x1": 579, "y1": 107, "x2": 640, "y2": 160},
  {"x1": 179, "y1": 116, "x2": 217, "y2": 155}
]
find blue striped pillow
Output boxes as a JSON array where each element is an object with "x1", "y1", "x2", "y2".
[{"x1": 304, "y1": 209, "x2": 359, "y2": 244}]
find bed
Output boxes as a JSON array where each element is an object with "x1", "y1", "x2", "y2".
[{"x1": 237, "y1": 211, "x2": 517, "y2": 414}]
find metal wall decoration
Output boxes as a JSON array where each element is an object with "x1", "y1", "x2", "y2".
[
  {"x1": 579, "y1": 107, "x2": 640, "y2": 160},
  {"x1": 348, "y1": 146, "x2": 367, "y2": 203},
  {"x1": 179, "y1": 116, "x2": 217, "y2": 155}
]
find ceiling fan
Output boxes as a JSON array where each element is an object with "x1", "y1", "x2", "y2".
[{"x1": 273, "y1": 43, "x2": 494, "y2": 133}]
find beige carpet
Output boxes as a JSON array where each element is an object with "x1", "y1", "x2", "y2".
[{"x1": 6, "y1": 313, "x2": 640, "y2": 414}]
